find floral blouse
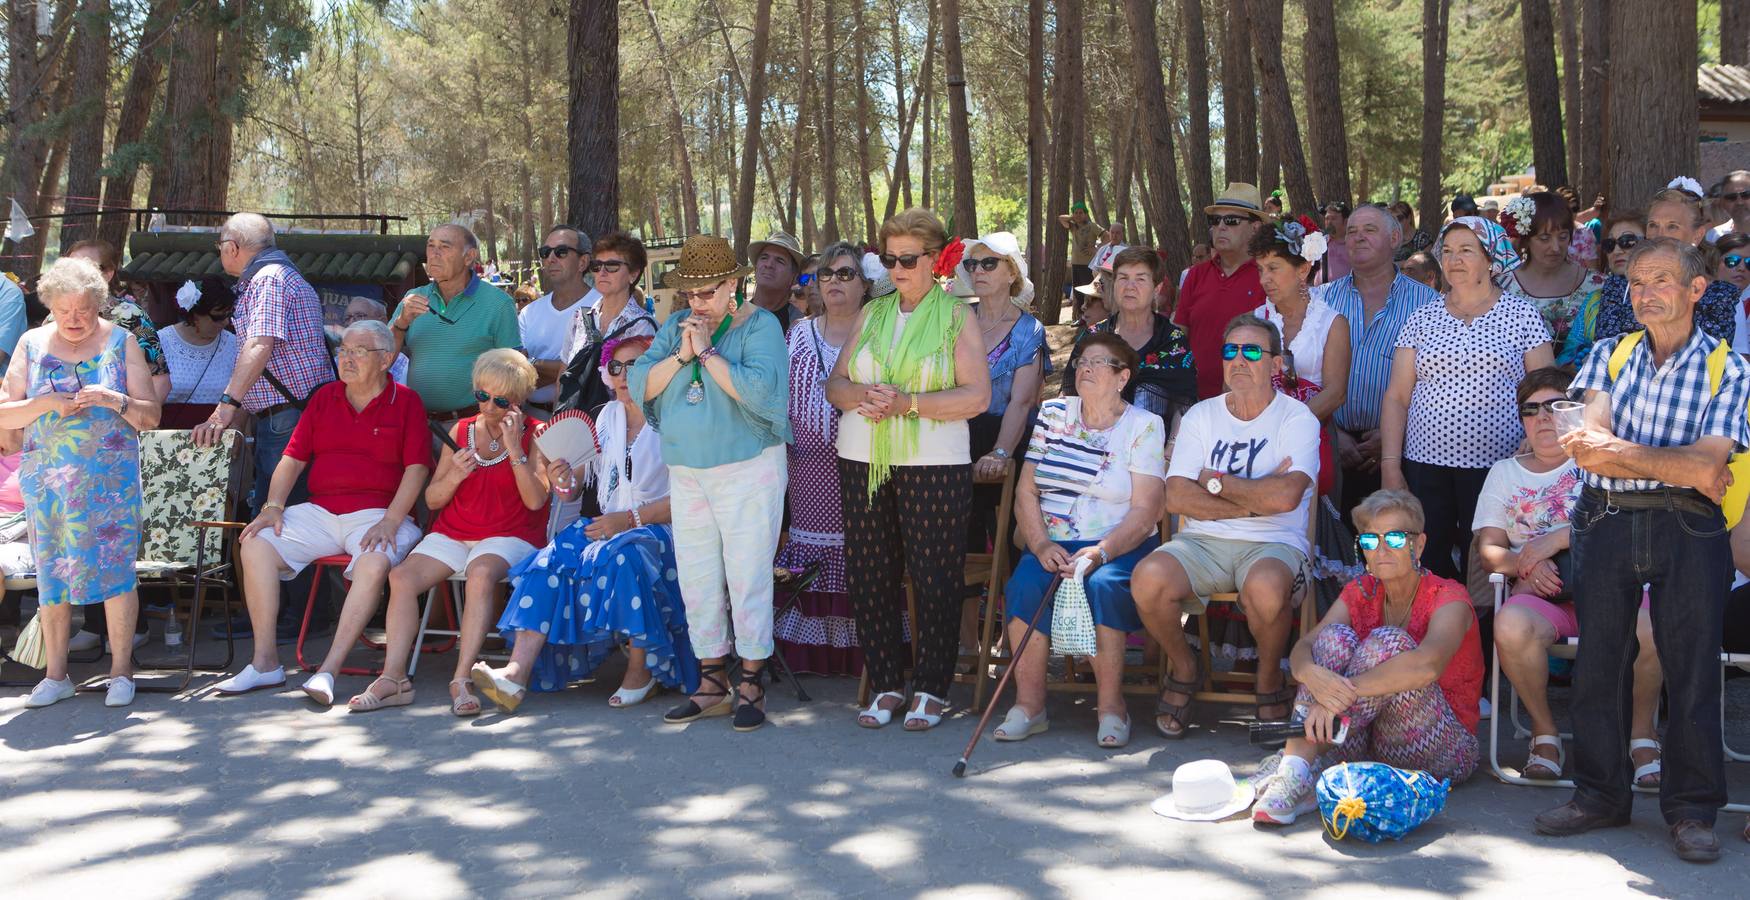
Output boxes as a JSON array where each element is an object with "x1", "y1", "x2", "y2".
[
  {"x1": 1062, "y1": 313, "x2": 1197, "y2": 425},
  {"x1": 1503, "y1": 268, "x2": 1606, "y2": 353}
]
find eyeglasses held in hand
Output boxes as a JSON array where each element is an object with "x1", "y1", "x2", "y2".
[
  {"x1": 962, "y1": 257, "x2": 1004, "y2": 273},
  {"x1": 817, "y1": 266, "x2": 859, "y2": 283},
  {"x1": 587, "y1": 259, "x2": 626, "y2": 273},
  {"x1": 879, "y1": 250, "x2": 935, "y2": 270},
  {"x1": 1221, "y1": 343, "x2": 1270, "y2": 362},
  {"x1": 1518, "y1": 399, "x2": 1563, "y2": 418},
  {"x1": 1356, "y1": 530, "x2": 1419, "y2": 551},
  {"x1": 1600, "y1": 234, "x2": 1642, "y2": 254},
  {"x1": 474, "y1": 390, "x2": 513, "y2": 409},
  {"x1": 538, "y1": 246, "x2": 581, "y2": 259},
  {"x1": 605, "y1": 359, "x2": 633, "y2": 376}
]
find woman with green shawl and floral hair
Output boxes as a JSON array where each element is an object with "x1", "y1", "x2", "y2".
[{"x1": 827, "y1": 208, "x2": 992, "y2": 731}]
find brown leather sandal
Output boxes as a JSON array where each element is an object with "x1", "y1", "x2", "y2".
[
  {"x1": 1154, "y1": 663, "x2": 1200, "y2": 740},
  {"x1": 1255, "y1": 685, "x2": 1298, "y2": 723}
]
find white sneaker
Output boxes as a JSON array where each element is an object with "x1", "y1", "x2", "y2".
[
  {"x1": 105, "y1": 676, "x2": 136, "y2": 708},
  {"x1": 214, "y1": 664, "x2": 286, "y2": 695},
  {"x1": 25, "y1": 677, "x2": 75, "y2": 708},
  {"x1": 66, "y1": 631, "x2": 101, "y2": 653},
  {"x1": 1253, "y1": 759, "x2": 1320, "y2": 826},
  {"x1": 301, "y1": 672, "x2": 336, "y2": 706}
]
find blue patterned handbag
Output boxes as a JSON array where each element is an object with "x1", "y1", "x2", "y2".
[{"x1": 1316, "y1": 762, "x2": 1450, "y2": 842}]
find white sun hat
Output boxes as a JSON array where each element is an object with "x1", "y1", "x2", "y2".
[
  {"x1": 1150, "y1": 759, "x2": 1257, "y2": 821},
  {"x1": 950, "y1": 230, "x2": 1034, "y2": 303}
]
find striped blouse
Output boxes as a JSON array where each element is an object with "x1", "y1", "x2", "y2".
[{"x1": 1026, "y1": 397, "x2": 1166, "y2": 542}]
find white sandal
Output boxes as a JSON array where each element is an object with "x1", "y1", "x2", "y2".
[
  {"x1": 1524, "y1": 734, "x2": 1564, "y2": 780},
  {"x1": 1631, "y1": 738, "x2": 1663, "y2": 787},
  {"x1": 858, "y1": 690, "x2": 905, "y2": 729},
  {"x1": 608, "y1": 678, "x2": 660, "y2": 708},
  {"x1": 992, "y1": 706, "x2": 1049, "y2": 742},
  {"x1": 1096, "y1": 713, "x2": 1131, "y2": 749},
  {"x1": 903, "y1": 691, "x2": 949, "y2": 731}
]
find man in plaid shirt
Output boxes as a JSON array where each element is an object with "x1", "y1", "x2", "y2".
[
  {"x1": 1534, "y1": 238, "x2": 1750, "y2": 863},
  {"x1": 192, "y1": 213, "x2": 335, "y2": 511}
]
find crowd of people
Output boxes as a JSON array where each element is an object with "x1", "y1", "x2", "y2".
[{"x1": 5, "y1": 167, "x2": 1750, "y2": 861}]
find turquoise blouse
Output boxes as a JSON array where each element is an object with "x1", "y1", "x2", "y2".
[{"x1": 628, "y1": 306, "x2": 792, "y2": 469}]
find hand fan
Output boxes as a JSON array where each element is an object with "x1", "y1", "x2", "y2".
[{"x1": 536, "y1": 408, "x2": 601, "y2": 471}]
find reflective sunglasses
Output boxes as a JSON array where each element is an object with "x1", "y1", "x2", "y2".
[
  {"x1": 1356, "y1": 530, "x2": 1419, "y2": 551},
  {"x1": 1725, "y1": 255, "x2": 1748, "y2": 270},
  {"x1": 1721, "y1": 190, "x2": 1750, "y2": 203},
  {"x1": 797, "y1": 273, "x2": 815, "y2": 286},
  {"x1": 473, "y1": 390, "x2": 513, "y2": 409},
  {"x1": 605, "y1": 359, "x2": 634, "y2": 376},
  {"x1": 1601, "y1": 234, "x2": 1642, "y2": 254},
  {"x1": 1518, "y1": 398, "x2": 1563, "y2": 418},
  {"x1": 1071, "y1": 356, "x2": 1124, "y2": 371},
  {"x1": 1209, "y1": 215, "x2": 1254, "y2": 228},
  {"x1": 962, "y1": 256, "x2": 1005, "y2": 273},
  {"x1": 1220, "y1": 343, "x2": 1271, "y2": 362},
  {"x1": 538, "y1": 245, "x2": 583, "y2": 259},
  {"x1": 879, "y1": 251, "x2": 935, "y2": 269},
  {"x1": 817, "y1": 265, "x2": 859, "y2": 283},
  {"x1": 587, "y1": 259, "x2": 626, "y2": 273}
]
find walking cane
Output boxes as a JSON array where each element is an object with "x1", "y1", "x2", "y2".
[{"x1": 952, "y1": 571, "x2": 1064, "y2": 778}]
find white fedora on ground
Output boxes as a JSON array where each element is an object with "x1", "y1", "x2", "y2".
[{"x1": 1150, "y1": 759, "x2": 1257, "y2": 822}]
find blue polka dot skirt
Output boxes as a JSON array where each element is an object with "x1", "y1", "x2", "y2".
[{"x1": 499, "y1": 519, "x2": 701, "y2": 695}]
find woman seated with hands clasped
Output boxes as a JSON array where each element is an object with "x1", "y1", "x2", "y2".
[
  {"x1": 356, "y1": 349, "x2": 550, "y2": 715},
  {"x1": 1250, "y1": 490, "x2": 1483, "y2": 827},
  {"x1": 1477, "y1": 368, "x2": 1664, "y2": 784},
  {"x1": 994, "y1": 332, "x2": 1166, "y2": 748}
]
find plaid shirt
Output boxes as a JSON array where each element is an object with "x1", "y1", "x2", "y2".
[
  {"x1": 1570, "y1": 327, "x2": 1750, "y2": 491},
  {"x1": 234, "y1": 260, "x2": 335, "y2": 412}
]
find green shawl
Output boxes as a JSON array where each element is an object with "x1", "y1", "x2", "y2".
[{"x1": 851, "y1": 284, "x2": 967, "y2": 501}]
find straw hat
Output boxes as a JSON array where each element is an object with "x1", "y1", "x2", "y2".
[
  {"x1": 1150, "y1": 759, "x2": 1257, "y2": 821},
  {"x1": 747, "y1": 231, "x2": 806, "y2": 269},
  {"x1": 1206, "y1": 182, "x2": 1266, "y2": 219},
  {"x1": 661, "y1": 235, "x2": 753, "y2": 289}
]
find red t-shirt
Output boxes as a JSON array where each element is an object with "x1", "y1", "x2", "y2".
[
  {"x1": 283, "y1": 381, "x2": 433, "y2": 515},
  {"x1": 1342, "y1": 573, "x2": 1484, "y2": 733},
  {"x1": 432, "y1": 415, "x2": 550, "y2": 545},
  {"x1": 1175, "y1": 257, "x2": 1264, "y2": 399}
]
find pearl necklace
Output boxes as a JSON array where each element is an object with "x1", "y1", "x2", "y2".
[{"x1": 469, "y1": 420, "x2": 509, "y2": 467}]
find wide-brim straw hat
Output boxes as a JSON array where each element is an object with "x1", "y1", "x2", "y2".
[
  {"x1": 1206, "y1": 182, "x2": 1267, "y2": 219},
  {"x1": 746, "y1": 231, "x2": 806, "y2": 269},
  {"x1": 662, "y1": 234, "x2": 753, "y2": 289}
]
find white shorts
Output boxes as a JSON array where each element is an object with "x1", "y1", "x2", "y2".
[
  {"x1": 0, "y1": 541, "x2": 33, "y2": 577},
  {"x1": 251, "y1": 503, "x2": 422, "y2": 580},
  {"x1": 408, "y1": 532, "x2": 537, "y2": 574}
]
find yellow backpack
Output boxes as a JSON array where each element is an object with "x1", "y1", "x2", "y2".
[{"x1": 1606, "y1": 331, "x2": 1750, "y2": 528}]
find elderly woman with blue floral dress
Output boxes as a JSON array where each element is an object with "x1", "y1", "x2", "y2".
[{"x1": 0, "y1": 257, "x2": 161, "y2": 709}]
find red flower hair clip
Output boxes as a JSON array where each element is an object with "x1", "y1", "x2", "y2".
[{"x1": 933, "y1": 237, "x2": 966, "y2": 280}]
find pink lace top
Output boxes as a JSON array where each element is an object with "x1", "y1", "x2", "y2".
[{"x1": 1341, "y1": 573, "x2": 1484, "y2": 733}]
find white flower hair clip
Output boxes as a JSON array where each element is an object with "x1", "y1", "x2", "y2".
[
  {"x1": 1502, "y1": 196, "x2": 1538, "y2": 237},
  {"x1": 175, "y1": 279, "x2": 201, "y2": 312},
  {"x1": 1666, "y1": 176, "x2": 1705, "y2": 199},
  {"x1": 1299, "y1": 231, "x2": 1329, "y2": 265},
  {"x1": 860, "y1": 251, "x2": 885, "y2": 284}
]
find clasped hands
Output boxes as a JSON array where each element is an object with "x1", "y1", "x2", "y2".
[{"x1": 856, "y1": 384, "x2": 913, "y2": 422}]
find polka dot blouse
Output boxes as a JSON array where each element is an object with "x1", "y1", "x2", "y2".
[{"x1": 1396, "y1": 293, "x2": 1552, "y2": 468}]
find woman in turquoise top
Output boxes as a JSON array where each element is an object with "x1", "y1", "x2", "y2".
[
  {"x1": 0, "y1": 258, "x2": 162, "y2": 710},
  {"x1": 628, "y1": 234, "x2": 791, "y2": 733}
]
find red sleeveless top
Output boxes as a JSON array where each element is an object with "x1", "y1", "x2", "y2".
[
  {"x1": 431, "y1": 415, "x2": 549, "y2": 546},
  {"x1": 1342, "y1": 573, "x2": 1484, "y2": 733}
]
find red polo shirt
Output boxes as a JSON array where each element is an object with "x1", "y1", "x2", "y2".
[
  {"x1": 1175, "y1": 257, "x2": 1265, "y2": 399},
  {"x1": 283, "y1": 381, "x2": 433, "y2": 515}
]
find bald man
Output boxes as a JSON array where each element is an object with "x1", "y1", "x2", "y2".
[{"x1": 390, "y1": 224, "x2": 521, "y2": 423}]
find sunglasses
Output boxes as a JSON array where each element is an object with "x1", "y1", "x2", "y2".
[
  {"x1": 962, "y1": 257, "x2": 1005, "y2": 273},
  {"x1": 797, "y1": 273, "x2": 815, "y2": 286},
  {"x1": 676, "y1": 284, "x2": 725, "y2": 302},
  {"x1": 474, "y1": 390, "x2": 513, "y2": 409},
  {"x1": 1601, "y1": 234, "x2": 1643, "y2": 254},
  {"x1": 587, "y1": 259, "x2": 626, "y2": 273},
  {"x1": 879, "y1": 251, "x2": 936, "y2": 269},
  {"x1": 818, "y1": 266, "x2": 859, "y2": 283},
  {"x1": 1725, "y1": 255, "x2": 1748, "y2": 270},
  {"x1": 1357, "y1": 530, "x2": 1419, "y2": 551},
  {"x1": 1518, "y1": 398, "x2": 1563, "y2": 418},
  {"x1": 1221, "y1": 343, "x2": 1272, "y2": 362},
  {"x1": 1071, "y1": 356, "x2": 1124, "y2": 371},
  {"x1": 605, "y1": 359, "x2": 634, "y2": 376},
  {"x1": 538, "y1": 246, "x2": 583, "y2": 259},
  {"x1": 1722, "y1": 190, "x2": 1750, "y2": 203},
  {"x1": 1209, "y1": 215, "x2": 1254, "y2": 228}
]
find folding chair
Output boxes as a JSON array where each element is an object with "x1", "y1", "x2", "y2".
[
  {"x1": 1185, "y1": 502, "x2": 1321, "y2": 706},
  {"x1": 408, "y1": 572, "x2": 503, "y2": 677},
  {"x1": 768, "y1": 562, "x2": 822, "y2": 702}
]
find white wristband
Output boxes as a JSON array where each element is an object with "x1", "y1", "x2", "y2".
[{"x1": 631, "y1": 506, "x2": 643, "y2": 528}]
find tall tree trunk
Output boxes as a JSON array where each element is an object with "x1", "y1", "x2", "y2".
[
  {"x1": 1417, "y1": 0, "x2": 1451, "y2": 240},
  {"x1": 1724, "y1": 0, "x2": 1750, "y2": 67},
  {"x1": 1303, "y1": 0, "x2": 1351, "y2": 205},
  {"x1": 821, "y1": 0, "x2": 839, "y2": 240},
  {"x1": 941, "y1": 0, "x2": 977, "y2": 235},
  {"x1": 921, "y1": 49, "x2": 934, "y2": 210},
  {"x1": 1180, "y1": 0, "x2": 1214, "y2": 233},
  {"x1": 1559, "y1": 0, "x2": 1580, "y2": 189},
  {"x1": 3, "y1": 0, "x2": 58, "y2": 273},
  {"x1": 1220, "y1": 0, "x2": 1258, "y2": 185},
  {"x1": 885, "y1": 0, "x2": 908, "y2": 222},
  {"x1": 62, "y1": 0, "x2": 110, "y2": 251},
  {"x1": 568, "y1": 0, "x2": 619, "y2": 238},
  {"x1": 1246, "y1": 0, "x2": 1315, "y2": 214},
  {"x1": 208, "y1": 0, "x2": 248, "y2": 212},
  {"x1": 1025, "y1": 0, "x2": 1045, "y2": 279},
  {"x1": 853, "y1": 1, "x2": 878, "y2": 243},
  {"x1": 1521, "y1": 0, "x2": 1567, "y2": 187},
  {"x1": 100, "y1": 0, "x2": 174, "y2": 247},
  {"x1": 730, "y1": 0, "x2": 774, "y2": 254},
  {"x1": 1124, "y1": 0, "x2": 1190, "y2": 274},
  {"x1": 1577, "y1": 0, "x2": 1606, "y2": 203},
  {"x1": 1039, "y1": 0, "x2": 1084, "y2": 326},
  {"x1": 164, "y1": 12, "x2": 219, "y2": 219},
  {"x1": 640, "y1": 0, "x2": 701, "y2": 233},
  {"x1": 1604, "y1": 2, "x2": 1694, "y2": 206},
  {"x1": 789, "y1": 0, "x2": 817, "y2": 242},
  {"x1": 20, "y1": 67, "x2": 74, "y2": 271}
]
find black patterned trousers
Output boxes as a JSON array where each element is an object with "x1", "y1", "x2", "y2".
[{"x1": 838, "y1": 458, "x2": 973, "y2": 698}]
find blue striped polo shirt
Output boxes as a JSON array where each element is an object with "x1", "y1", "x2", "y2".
[{"x1": 1323, "y1": 271, "x2": 1440, "y2": 433}]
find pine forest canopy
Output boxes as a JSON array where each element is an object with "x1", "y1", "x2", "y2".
[{"x1": 0, "y1": 0, "x2": 1739, "y2": 302}]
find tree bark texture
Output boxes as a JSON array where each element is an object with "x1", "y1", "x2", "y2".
[
  {"x1": 640, "y1": 0, "x2": 701, "y2": 234},
  {"x1": 1039, "y1": 0, "x2": 1084, "y2": 326},
  {"x1": 1725, "y1": 0, "x2": 1750, "y2": 67},
  {"x1": 853, "y1": 1, "x2": 878, "y2": 244},
  {"x1": 62, "y1": 0, "x2": 110, "y2": 251},
  {"x1": 1026, "y1": 0, "x2": 1045, "y2": 281},
  {"x1": 1521, "y1": 0, "x2": 1567, "y2": 188},
  {"x1": 821, "y1": 0, "x2": 839, "y2": 240},
  {"x1": 731, "y1": 0, "x2": 774, "y2": 255},
  {"x1": 1220, "y1": 0, "x2": 1258, "y2": 186},
  {"x1": 1604, "y1": 1, "x2": 1695, "y2": 207},
  {"x1": 100, "y1": 0, "x2": 175, "y2": 247},
  {"x1": 1577, "y1": 0, "x2": 1606, "y2": 203},
  {"x1": 1559, "y1": 0, "x2": 1580, "y2": 189},
  {"x1": 1245, "y1": 0, "x2": 1315, "y2": 214},
  {"x1": 1123, "y1": 0, "x2": 1191, "y2": 281},
  {"x1": 1180, "y1": 0, "x2": 1215, "y2": 233},
  {"x1": 1417, "y1": 0, "x2": 1451, "y2": 241},
  {"x1": 568, "y1": 0, "x2": 619, "y2": 239},
  {"x1": 1303, "y1": 0, "x2": 1351, "y2": 205},
  {"x1": 941, "y1": 0, "x2": 978, "y2": 235},
  {"x1": 164, "y1": 11, "x2": 220, "y2": 219}
]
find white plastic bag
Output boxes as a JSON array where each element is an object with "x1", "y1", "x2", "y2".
[{"x1": 1050, "y1": 557, "x2": 1097, "y2": 657}]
